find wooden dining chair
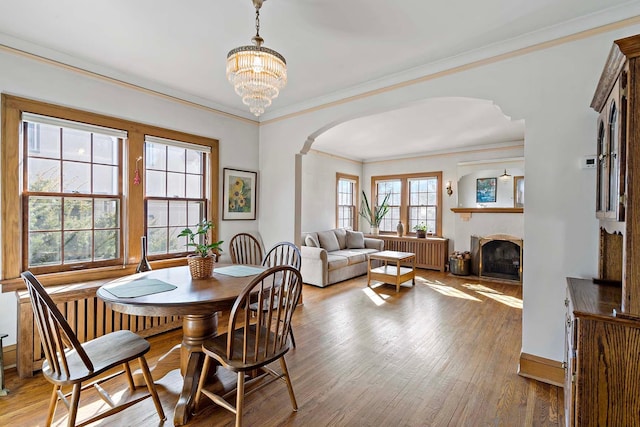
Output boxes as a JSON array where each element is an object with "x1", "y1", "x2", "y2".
[
  {"x1": 195, "y1": 265, "x2": 303, "y2": 427},
  {"x1": 20, "y1": 271, "x2": 165, "y2": 427},
  {"x1": 257, "y1": 241, "x2": 302, "y2": 347},
  {"x1": 229, "y1": 233, "x2": 263, "y2": 265}
]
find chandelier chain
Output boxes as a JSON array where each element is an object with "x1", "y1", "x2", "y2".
[{"x1": 255, "y1": 7, "x2": 260, "y2": 38}]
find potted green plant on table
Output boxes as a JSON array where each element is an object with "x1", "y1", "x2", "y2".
[
  {"x1": 359, "y1": 191, "x2": 390, "y2": 235},
  {"x1": 413, "y1": 222, "x2": 427, "y2": 238},
  {"x1": 178, "y1": 220, "x2": 224, "y2": 279}
]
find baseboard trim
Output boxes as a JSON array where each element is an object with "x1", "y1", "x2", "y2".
[
  {"x1": 2, "y1": 343, "x2": 16, "y2": 370},
  {"x1": 518, "y1": 352, "x2": 564, "y2": 387}
]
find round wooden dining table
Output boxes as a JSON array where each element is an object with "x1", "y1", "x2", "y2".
[{"x1": 96, "y1": 264, "x2": 265, "y2": 426}]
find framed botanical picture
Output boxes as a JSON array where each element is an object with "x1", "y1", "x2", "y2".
[
  {"x1": 223, "y1": 168, "x2": 257, "y2": 220},
  {"x1": 514, "y1": 176, "x2": 524, "y2": 208},
  {"x1": 476, "y1": 177, "x2": 497, "y2": 203}
]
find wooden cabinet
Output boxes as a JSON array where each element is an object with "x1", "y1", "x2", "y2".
[
  {"x1": 591, "y1": 34, "x2": 640, "y2": 314},
  {"x1": 565, "y1": 278, "x2": 640, "y2": 426},
  {"x1": 564, "y1": 34, "x2": 640, "y2": 427}
]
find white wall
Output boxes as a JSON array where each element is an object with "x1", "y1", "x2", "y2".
[
  {"x1": 301, "y1": 151, "x2": 362, "y2": 233},
  {"x1": 259, "y1": 26, "x2": 640, "y2": 362},
  {"x1": 0, "y1": 50, "x2": 259, "y2": 346}
]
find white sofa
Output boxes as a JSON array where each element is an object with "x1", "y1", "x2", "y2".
[{"x1": 301, "y1": 228, "x2": 384, "y2": 287}]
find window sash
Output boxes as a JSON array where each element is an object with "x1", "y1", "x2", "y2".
[
  {"x1": 22, "y1": 116, "x2": 125, "y2": 273},
  {"x1": 337, "y1": 177, "x2": 356, "y2": 229},
  {"x1": 372, "y1": 172, "x2": 442, "y2": 236},
  {"x1": 143, "y1": 138, "x2": 209, "y2": 259}
]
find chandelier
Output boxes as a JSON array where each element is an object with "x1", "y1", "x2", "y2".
[{"x1": 226, "y1": 0, "x2": 287, "y2": 117}]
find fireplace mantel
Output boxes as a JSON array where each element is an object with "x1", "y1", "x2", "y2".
[{"x1": 451, "y1": 207, "x2": 523, "y2": 221}]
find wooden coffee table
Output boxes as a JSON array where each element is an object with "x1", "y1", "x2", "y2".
[{"x1": 367, "y1": 250, "x2": 416, "y2": 292}]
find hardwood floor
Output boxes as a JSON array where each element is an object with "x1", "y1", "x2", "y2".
[{"x1": 0, "y1": 270, "x2": 563, "y2": 426}]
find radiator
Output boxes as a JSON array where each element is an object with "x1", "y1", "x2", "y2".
[
  {"x1": 16, "y1": 282, "x2": 181, "y2": 378},
  {"x1": 372, "y1": 235, "x2": 449, "y2": 272}
]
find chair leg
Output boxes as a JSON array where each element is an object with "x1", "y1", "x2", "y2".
[
  {"x1": 123, "y1": 361, "x2": 135, "y2": 391},
  {"x1": 289, "y1": 327, "x2": 296, "y2": 349},
  {"x1": 138, "y1": 356, "x2": 166, "y2": 421},
  {"x1": 46, "y1": 385, "x2": 60, "y2": 426},
  {"x1": 66, "y1": 383, "x2": 81, "y2": 427},
  {"x1": 235, "y1": 371, "x2": 245, "y2": 427},
  {"x1": 195, "y1": 355, "x2": 211, "y2": 408},
  {"x1": 279, "y1": 357, "x2": 298, "y2": 411}
]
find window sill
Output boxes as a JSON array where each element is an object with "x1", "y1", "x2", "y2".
[{"x1": 1, "y1": 258, "x2": 188, "y2": 292}]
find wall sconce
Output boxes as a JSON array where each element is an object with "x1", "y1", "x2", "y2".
[{"x1": 446, "y1": 181, "x2": 453, "y2": 196}]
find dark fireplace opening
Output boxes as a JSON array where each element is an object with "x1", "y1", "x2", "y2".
[{"x1": 480, "y1": 239, "x2": 521, "y2": 282}]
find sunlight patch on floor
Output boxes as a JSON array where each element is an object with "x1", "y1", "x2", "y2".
[
  {"x1": 462, "y1": 283, "x2": 523, "y2": 309},
  {"x1": 362, "y1": 285, "x2": 390, "y2": 306},
  {"x1": 416, "y1": 277, "x2": 481, "y2": 301},
  {"x1": 476, "y1": 291, "x2": 523, "y2": 309},
  {"x1": 462, "y1": 283, "x2": 501, "y2": 294}
]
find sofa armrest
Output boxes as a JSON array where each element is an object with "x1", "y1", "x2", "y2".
[
  {"x1": 300, "y1": 246, "x2": 329, "y2": 287},
  {"x1": 364, "y1": 237, "x2": 384, "y2": 251}
]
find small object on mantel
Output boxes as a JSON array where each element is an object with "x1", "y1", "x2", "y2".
[{"x1": 0, "y1": 333, "x2": 9, "y2": 396}]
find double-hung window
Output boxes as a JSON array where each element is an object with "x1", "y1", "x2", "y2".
[
  {"x1": 2, "y1": 94, "x2": 220, "y2": 287},
  {"x1": 22, "y1": 113, "x2": 125, "y2": 273},
  {"x1": 336, "y1": 173, "x2": 359, "y2": 229},
  {"x1": 144, "y1": 136, "x2": 210, "y2": 258},
  {"x1": 372, "y1": 172, "x2": 442, "y2": 236}
]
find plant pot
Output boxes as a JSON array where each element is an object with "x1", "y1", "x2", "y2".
[
  {"x1": 187, "y1": 255, "x2": 214, "y2": 279},
  {"x1": 416, "y1": 230, "x2": 426, "y2": 238},
  {"x1": 371, "y1": 226, "x2": 380, "y2": 235}
]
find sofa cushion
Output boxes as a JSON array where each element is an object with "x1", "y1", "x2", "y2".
[
  {"x1": 326, "y1": 254, "x2": 349, "y2": 270},
  {"x1": 346, "y1": 230, "x2": 365, "y2": 249},
  {"x1": 331, "y1": 250, "x2": 366, "y2": 265},
  {"x1": 305, "y1": 234, "x2": 320, "y2": 248},
  {"x1": 349, "y1": 248, "x2": 379, "y2": 255},
  {"x1": 334, "y1": 228, "x2": 348, "y2": 249},
  {"x1": 317, "y1": 230, "x2": 340, "y2": 252}
]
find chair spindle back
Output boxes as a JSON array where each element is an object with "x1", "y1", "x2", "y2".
[
  {"x1": 227, "y1": 265, "x2": 302, "y2": 363},
  {"x1": 262, "y1": 242, "x2": 301, "y2": 270},
  {"x1": 21, "y1": 271, "x2": 93, "y2": 379},
  {"x1": 230, "y1": 233, "x2": 263, "y2": 265}
]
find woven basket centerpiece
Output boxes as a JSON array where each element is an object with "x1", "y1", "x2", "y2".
[{"x1": 187, "y1": 255, "x2": 214, "y2": 279}]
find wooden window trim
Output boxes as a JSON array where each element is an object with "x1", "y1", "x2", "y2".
[
  {"x1": 371, "y1": 171, "x2": 443, "y2": 236},
  {"x1": 1, "y1": 94, "x2": 219, "y2": 289},
  {"x1": 336, "y1": 173, "x2": 359, "y2": 230}
]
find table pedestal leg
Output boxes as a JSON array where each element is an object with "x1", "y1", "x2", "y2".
[{"x1": 174, "y1": 313, "x2": 218, "y2": 426}]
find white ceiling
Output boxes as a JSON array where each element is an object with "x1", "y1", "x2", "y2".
[
  {"x1": 312, "y1": 98, "x2": 525, "y2": 162},
  {"x1": 0, "y1": 0, "x2": 637, "y2": 159}
]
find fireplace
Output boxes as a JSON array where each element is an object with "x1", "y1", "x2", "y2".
[{"x1": 471, "y1": 235, "x2": 523, "y2": 283}]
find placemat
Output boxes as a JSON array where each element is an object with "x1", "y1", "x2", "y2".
[
  {"x1": 104, "y1": 278, "x2": 177, "y2": 298},
  {"x1": 215, "y1": 265, "x2": 266, "y2": 277}
]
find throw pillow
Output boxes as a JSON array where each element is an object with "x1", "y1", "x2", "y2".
[
  {"x1": 334, "y1": 228, "x2": 348, "y2": 249},
  {"x1": 305, "y1": 234, "x2": 319, "y2": 248},
  {"x1": 317, "y1": 230, "x2": 340, "y2": 252},
  {"x1": 346, "y1": 230, "x2": 365, "y2": 249}
]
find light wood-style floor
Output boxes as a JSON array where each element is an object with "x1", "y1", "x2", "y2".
[{"x1": 0, "y1": 270, "x2": 563, "y2": 426}]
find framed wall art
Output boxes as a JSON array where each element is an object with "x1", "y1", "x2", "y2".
[
  {"x1": 476, "y1": 177, "x2": 497, "y2": 203},
  {"x1": 514, "y1": 176, "x2": 524, "y2": 208},
  {"x1": 223, "y1": 168, "x2": 257, "y2": 220}
]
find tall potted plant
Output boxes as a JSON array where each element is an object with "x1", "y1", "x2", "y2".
[
  {"x1": 359, "y1": 191, "x2": 390, "y2": 235},
  {"x1": 178, "y1": 220, "x2": 224, "y2": 279}
]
